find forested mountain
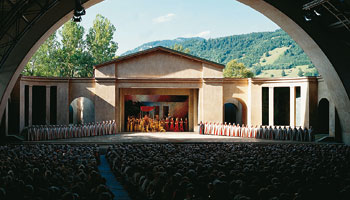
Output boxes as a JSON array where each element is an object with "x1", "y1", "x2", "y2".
[{"x1": 123, "y1": 29, "x2": 318, "y2": 77}]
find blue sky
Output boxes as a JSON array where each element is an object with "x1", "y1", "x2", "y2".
[{"x1": 81, "y1": 0, "x2": 280, "y2": 55}]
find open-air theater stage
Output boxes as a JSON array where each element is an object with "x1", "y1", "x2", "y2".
[{"x1": 22, "y1": 132, "x2": 318, "y2": 144}]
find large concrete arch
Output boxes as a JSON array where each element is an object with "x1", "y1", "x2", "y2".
[{"x1": 0, "y1": 0, "x2": 349, "y2": 143}]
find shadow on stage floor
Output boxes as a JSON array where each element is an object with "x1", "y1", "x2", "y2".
[{"x1": 22, "y1": 132, "x2": 314, "y2": 144}]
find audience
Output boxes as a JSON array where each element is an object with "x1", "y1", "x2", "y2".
[
  {"x1": 0, "y1": 144, "x2": 113, "y2": 200},
  {"x1": 106, "y1": 143, "x2": 350, "y2": 200}
]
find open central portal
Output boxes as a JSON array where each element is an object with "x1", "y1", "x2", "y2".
[{"x1": 124, "y1": 95, "x2": 189, "y2": 132}]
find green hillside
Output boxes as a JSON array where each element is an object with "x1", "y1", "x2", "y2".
[{"x1": 123, "y1": 29, "x2": 318, "y2": 77}]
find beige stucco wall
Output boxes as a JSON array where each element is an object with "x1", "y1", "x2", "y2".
[
  {"x1": 95, "y1": 63, "x2": 115, "y2": 78},
  {"x1": 201, "y1": 81, "x2": 223, "y2": 123},
  {"x1": 116, "y1": 52, "x2": 203, "y2": 78},
  {"x1": 202, "y1": 63, "x2": 223, "y2": 78},
  {"x1": 318, "y1": 77, "x2": 336, "y2": 137},
  {"x1": 94, "y1": 80, "x2": 116, "y2": 122},
  {"x1": 250, "y1": 81, "x2": 262, "y2": 126},
  {"x1": 69, "y1": 80, "x2": 95, "y2": 103},
  {"x1": 223, "y1": 79, "x2": 249, "y2": 125}
]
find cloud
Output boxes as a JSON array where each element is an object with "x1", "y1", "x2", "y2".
[
  {"x1": 184, "y1": 30, "x2": 211, "y2": 38},
  {"x1": 153, "y1": 13, "x2": 175, "y2": 23}
]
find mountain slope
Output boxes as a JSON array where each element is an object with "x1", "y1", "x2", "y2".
[{"x1": 122, "y1": 29, "x2": 318, "y2": 77}]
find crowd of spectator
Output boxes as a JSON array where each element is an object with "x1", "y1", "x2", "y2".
[
  {"x1": 24, "y1": 120, "x2": 117, "y2": 141},
  {"x1": 199, "y1": 122, "x2": 314, "y2": 142},
  {"x1": 106, "y1": 143, "x2": 350, "y2": 200},
  {"x1": 0, "y1": 144, "x2": 114, "y2": 200}
]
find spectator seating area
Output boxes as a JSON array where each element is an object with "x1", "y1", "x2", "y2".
[
  {"x1": 106, "y1": 143, "x2": 350, "y2": 200},
  {"x1": 0, "y1": 144, "x2": 114, "y2": 200}
]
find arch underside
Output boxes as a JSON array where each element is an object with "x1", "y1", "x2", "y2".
[{"x1": 0, "y1": 0, "x2": 350, "y2": 143}]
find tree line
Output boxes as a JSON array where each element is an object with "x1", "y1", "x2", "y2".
[{"x1": 23, "y1": 14, "x2": 117, "y2": 78}]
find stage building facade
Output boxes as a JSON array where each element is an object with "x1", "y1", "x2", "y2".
[{"x1": 0, "y1": 47, "x2": 336, "y2": 137}]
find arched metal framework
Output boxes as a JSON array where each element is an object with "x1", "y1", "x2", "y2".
[{"x1": 0, "y1": 0, "x2": 350, "y2": 143}]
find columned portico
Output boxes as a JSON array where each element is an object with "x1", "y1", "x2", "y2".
[{"x1": 2, "y1": 47, "x2": 325, "y2": 139}]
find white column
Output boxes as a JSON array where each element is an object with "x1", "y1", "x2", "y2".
[
  {"x1": 5, "y1": 100, "x2": 8, "y2": 136},
  {"x1": 301, "y1": 84, "x2": 309, "y2": 127},
  {"x1": 247, "y1": 79, "x2": 252, "y2": 126},
  {"x1": 46, "y1": 86, "x2": 50, "y2": 125},
  {"x1": 189, "y1": 89, "x2": 193, "y2": 131},
  {"x1": 290, "y1": 86, "x2": 296, "y2": 127},
  {"x1": 19, "y1": 84, "x2": 25, "y2": 132},
  {"x1": 28, "y1": 85, "x2": 33, "y2": 126},
  {"x1": 269, "y1": 87, "x2": 274, "y2": 126},
  {"x1": 193, "y1": 89, "x2": 198, "y2": 132}
]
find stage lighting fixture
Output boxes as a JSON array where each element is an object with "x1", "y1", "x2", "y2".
[
  {"x1": 72, "y1": 0, "x2": 85, "y2": 22},
  {"x1": 314, "y1": 9, "x2": 322, "y2": 16},
  {"x1": 72, "y1": 15, "x2": 82, "y2": 22},
  {"x1": 304, "y1": 15, "x2": 312, "y2": 21}
]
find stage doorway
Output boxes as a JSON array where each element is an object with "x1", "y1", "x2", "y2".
[{"x1": 124, "y1": 95, "x2": 189, "y2": 132}]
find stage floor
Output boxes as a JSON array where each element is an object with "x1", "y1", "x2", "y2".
[{"x1": 23, "y1": 132, "x2": 312, "y2": 144}]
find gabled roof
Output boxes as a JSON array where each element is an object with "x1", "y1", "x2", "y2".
[{"x1": 94, "y1": 46, "x2": 225, "y2": 69}]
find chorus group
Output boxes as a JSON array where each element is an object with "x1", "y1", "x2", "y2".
[
  {"x1": 126, "y1": 115, "x2": 188, "y2": 132},
  {"x1": 199, "y1": 122, "x2": 315, "y2": 142},
  {"x1": 24, "y1": 120, "x2": 117, "y2": 141}
]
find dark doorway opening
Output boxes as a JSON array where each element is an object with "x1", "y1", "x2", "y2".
[
  {"x1": 317, "y1": 98, "x2": 329, "y2": 134},
  {"x1": 262, "y1": 87, "x2": 269, "y2": 125},
  {"x1": 274, "y1": 87, "x2": 290, "y2": 125},
  {"x1": 224, "y1": 103, "x2": 237, "y2": 124},
  {"x1": 32, "y1": 86, "x2": 46, "y2": 125},
  {"x1": 50, "y1": 86, "x2": 57, "y2": 124}
]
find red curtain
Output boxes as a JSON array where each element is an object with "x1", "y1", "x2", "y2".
[{"x1": 140, "y1": 106, "x2": 155, "y2": 112}]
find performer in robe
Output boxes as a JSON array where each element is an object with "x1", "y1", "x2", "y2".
[
  {"x1": 215, "y1": 123, "x2": 219, "y2": 135},
  {"x1": 199, "y1": 121, "x2": 204, "y2": 135},
  {"x1": 282, "y1": 126, "x2": 287, "y2": 140},
  {"x1": 268, "y1": 125, "x2": 273, "y2": 139},
  {"x1": 184, "y1": 118, "x2": 188, "y2": 132},
  {"x1": 170, "y1": 118, "x2": 174, "y2": 131},
  {"x1": 277, "y1": 126, "x2": 283, "y2": 140},
  {"x1": 227, "y1": 123, "x2": 232, "y2": 136},
  {"x1": 223, "y1": 122, "x2": 228, "y2": 136},
  {"x1": 127, "y1": 116, "x2": 130, "y2": 132},
  {"x1": 241, "y1": 124, "x2": 245, "y2": 137},
  {"x1": 308, "y1": 126, "x2": 314, "y2": 142},
  {"x1": 139, "y1": 119, "x2": 144, "y2": 132},
  {"x1": 180, "y1": 118, "x2": 184, "y2": 132},
  {"x1": 303, "y1": 127, "x2": 308, "y2": 142},
  {"x1": 292, "y1": 126, "x2": 298, "y2": 141},
  {"x1": 165, "y1": 118, "x2": 169, "y2": 131},
  {"x1": 159, "y1": 121, "x2": 166, "y2": 132},
  {"x1": 287, "y1": 126, "x2": 292, "y2": 141},
  {"x1": 174, "y1": 118, "x2": 179, "y2": 132},
  {"x1": 235, "y1": 124, "x2": 240, "y2": 137},
  {"x1": 229, "y1": 123, "x2": 234, "y2": 137},
  {"x1": 217, "y1": 123, "x2": 222, "y2": 136},
  {"x1": 297, "y1": 126, "x2": 303, "y2": 141},
  {"x1": 209, "y1": 122, "x2": 213, "y2": 135}
]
